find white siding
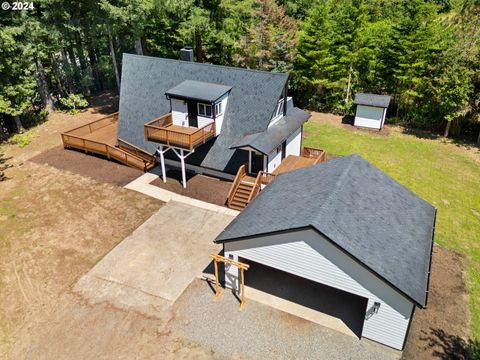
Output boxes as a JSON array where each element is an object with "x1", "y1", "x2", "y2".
[
  {"x1": 354, "y1": 105, "x2": 385, "y2": 130},
  {"x1": 214, "y1": 96, "x2": 228, "y2": 136},
  {"x1": 285, "y1": 127, "x2": 302, "y2": 157},
  {"x1": 171, "y1": 98, "x2": 188, "y2": 126},
  {"x1": 267, "y1": 148, "x2": 282, "y2": 173},
  {"x1": 224, "y1": 229, "x2": 414, "y2": 350},
  {"x1": 197, "y1": 115, "x2": 213, "y2": 128}
]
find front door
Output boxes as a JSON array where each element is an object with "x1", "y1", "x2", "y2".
[
  {"x1": 251, "y1": 152, "x2": 264, "y2": 174},
  {"x1": 187, "y1": 102, "x2": 198, "y2": 128}
]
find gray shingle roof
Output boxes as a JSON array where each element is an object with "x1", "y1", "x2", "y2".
[
  {"x1": 231, "y1": 107, "x2": 310, "y2": 155},
  {"x1": 215, "y1": 155, "x2": 435, "y2": 307},
  {"x1": 165, "y1": 80, "x2": 232, "y2": 103},
  {"x1": 117, "y1": 54, "x2": 290, "y2": 173},
  {"x1": 354, "y1": 93, "x2": 391, "y2": 108}
]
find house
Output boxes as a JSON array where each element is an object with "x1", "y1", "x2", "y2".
[
  {"x1": 117, "y1": 50, "x2": 313, "y2": 190},
  {"x1": 353, "y1": 93, "x2": 391, "y2": 130},
  {"x1": 215, "y1": 155, "x2": 436, "y2": 351}
]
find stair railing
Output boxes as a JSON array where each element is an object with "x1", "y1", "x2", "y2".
[{"x1": 226, "y1": 163, "x2": 247, "y2": 207}]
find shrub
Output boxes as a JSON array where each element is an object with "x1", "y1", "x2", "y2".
[
  {"x1": 10, "y1": 133, "x2": 32, "y2": 148},
  {"x1": 59, "y1": 94, "x2": 89, "y2": 114}
]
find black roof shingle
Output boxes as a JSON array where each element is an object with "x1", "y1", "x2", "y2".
[
  {"x1": 165, "y1": 80, "x2": 232, "y2": 103},
  {"x1": 354, "y1": 93, "x2": 391, "y2": 108},
  {"x1": 117, "y1": 54, "x2": 294, "y2": 173},
  {"x1": 215, "y1": 155, "x2": 436, "y2": 307}
]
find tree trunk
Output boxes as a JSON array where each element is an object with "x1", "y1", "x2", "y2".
[
  {"x1": 345, "y1": 61, "x2": 353, "y2": 115},
  {"x1": 195, "y1": 31, "x2": 204, "y2": 63},
  {"x1": 444, "y1": 121, "x2": 451, "y2": 137},
  {"x1": 108, "y1": 31, "x2": 121, "y2": 91},
  {"x1": 61, "y1": 50, "x2": 75, "y2": 93},
  {"x1": 67, "y1": 46, "x2": 81, "y2": 87},
  {"x1": 14, "y1": 116, "x2": 24, "y2": 132},
  {"x1": 49, "y1": 53, "x2": 67, "y2": 97},
  {"x1": 134, "y1": 36, "x2": 143, "y2": 55},
  {"x1": 477, "y1": 129, "x2": 480, "y2": 145},
  {"x1": 88, "y1": 45, "x2": 102, "y2": 91},
  {"x1": 35, "y1": 57, "x2": 54, "y2": 113},
  {"x1": 74, "y1": 33, "x2": 87, "y2": 71}
]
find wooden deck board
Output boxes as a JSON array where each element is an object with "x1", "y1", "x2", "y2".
[
  {"x1": 82, "y1": 122, "x2": 118, "y2": 146},
  {"x1": 272, "y1": 155, "x2": 318, "y2": 175}
]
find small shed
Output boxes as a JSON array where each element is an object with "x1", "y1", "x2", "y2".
[
  {"x1": 353, "y1": 93, "x2": 391, "y2": 130},
  {"x1": 215, "y1": 155, "x2": 436, "y2": 351}
]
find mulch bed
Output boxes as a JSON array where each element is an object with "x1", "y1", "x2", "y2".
[
  {"x1": 30, "y1": 145, "x2": 143, "y2": 187},
  {"x1": 403, "y1": 245, "x2": 472, "y2": 359},
  {"x1": 150, "y1": 169, "x2": 232, "y2": 207}
]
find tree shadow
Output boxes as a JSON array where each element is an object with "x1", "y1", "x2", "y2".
[
  {"x1": 341, "y1": 114, "x2": 354, "y2": 125},
  {"x1": 421, "y1": 328, "x2": 480, "y2": 359},
  {"x1": 402, "y1": 127, "x2": 442, "y2": 140}
]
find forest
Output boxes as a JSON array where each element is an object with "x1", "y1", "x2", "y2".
[{"x1": 0, "y1": 0, "x2": 479, "y2": 141}]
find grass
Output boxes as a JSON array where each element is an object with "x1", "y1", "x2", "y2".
[{"x1": 304, "y1": 120, "x2": 480, "y2": 340}]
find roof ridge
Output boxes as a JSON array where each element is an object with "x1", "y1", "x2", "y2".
[
  {"x1": 122, "y1": 53, "x2": 290, "y2": 78},
  {"x1": 311, "y1": 155, "x2": 358, "y2": 225}
]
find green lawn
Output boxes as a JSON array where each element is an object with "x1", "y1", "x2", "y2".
[{"x1": 304, "y1": 120, "x2": 480, "y2": 339}]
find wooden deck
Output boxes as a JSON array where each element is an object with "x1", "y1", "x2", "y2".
[
  {"x1": 61, "y1": 113, "x2": 156, "y2": 171},
  {"x1": 272, "y1": 147, "x2": 327, "y2": 175},
  {"x1": 144, "y1": 113, "x2": 216, "y2": 151},
  {"x1": 272, "y1": 155, "x2": 318, "y2": 175}
]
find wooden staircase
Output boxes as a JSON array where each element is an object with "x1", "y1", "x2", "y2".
[
  {"x1": 226, "y1": 165, "x2": 276, "y2": 211},
  {"x1": 228, "y1": 177, "x2": 256, "y2": 210}
]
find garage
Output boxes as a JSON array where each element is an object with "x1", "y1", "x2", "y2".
[
  {"x1": 244, "y1": 260, "x2": 368, "y2": 338},
  {"x1": 214, "y1": 155, "x2": 436, "y2": 351}
]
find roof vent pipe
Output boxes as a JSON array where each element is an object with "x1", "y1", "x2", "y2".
[{"x1": 180, "y1": 47, "x2": 194, "y2": 62}]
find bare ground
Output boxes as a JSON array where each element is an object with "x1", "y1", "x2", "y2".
[
  {"x1": 403, "y1": 246, "x2": 471, "y2": 359},
  {"x1": 151, "y1": 169, "x2": 232, "y2": 206},
  {"x1": 0, "y1": 99, "x2": 472, "y2": 359}
]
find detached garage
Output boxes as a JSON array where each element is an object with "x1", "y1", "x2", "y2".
[
  {"x1": 353, "y1": 93, "x2": 391, "y2": 130},
  {"x1": 214, "y1": 155, "x2": 436, "y2": 351}
]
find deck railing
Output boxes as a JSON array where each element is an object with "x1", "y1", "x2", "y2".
[
  {"x1": 226, "y1": 163, "x2": 247, "y2": 207},
  {"x1": 144, "y1": 113, "x2": 216, "y2": 151},
  {"x1": 63, "y1": 112, "x2": 119, "y2": 137},
  {"x1": 302, "y1": 146, "x2": 327, "y2": 163},
  {"x1": 259, "y1": 171, "x2": 277, "y2": 186},
  {"x1": 62, "y1": 133, "x2": 154, "y2": 171},
  {"x1": 61, "y1": 112, "x2": 155, "y2": 171}
]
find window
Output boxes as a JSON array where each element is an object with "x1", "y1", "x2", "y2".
[
  {"x1": 198, "y1": 103, "x2": 212, "y2": 117},
  {"x1": 273, "y1": 99, "x2": 284, "y2": 119},
  {"x1": 215, "y1": 102, "x2": 222, "y2": 116}
]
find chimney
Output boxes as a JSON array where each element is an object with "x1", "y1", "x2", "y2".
[{"x1": 180, "y1": 47, "x2": 194, "y2": 62}]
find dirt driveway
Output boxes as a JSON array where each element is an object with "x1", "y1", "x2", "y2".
[{"x1": 75, "y1": 201, "x2": 234, "y2": 311}]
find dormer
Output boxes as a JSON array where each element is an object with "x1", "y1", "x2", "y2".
[
  {"x1": 269, "y1": 96, "x2": 293, "y2": 128},
  {"x1": 165, "y1": 80, "x2": 231, "y2": 137}
]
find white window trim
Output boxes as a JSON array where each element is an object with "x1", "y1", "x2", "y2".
[
  {"x1": 215, "y1": 102, "x2": 222, "y2": 116},
  {"x1": 273, "y1": 99, "x2": 284, "y2": 120},
  {"x1": 198, "y1": 103, "x2": 213, "y2": 118}
]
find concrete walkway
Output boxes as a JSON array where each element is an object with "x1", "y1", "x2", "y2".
[
  {"x1": 124, "y1": 172, "x2": 239, "y2": 216},
  {"x1": 74, "y1": 201, "x2": 235, "y2": 317}
]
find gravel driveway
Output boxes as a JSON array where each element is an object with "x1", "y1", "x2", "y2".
[{"x1": 170, "y1": 279, "x2": 401, "y2": 360}]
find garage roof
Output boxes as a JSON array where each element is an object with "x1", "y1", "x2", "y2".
[
  {"x1": 354, "y1": 93, "x2": 391, "y2": 108},
  {"x1": 215, "y1": 155, "x2": 436, "y2": 307},
  {"x1": 165, "y1": 80, "x2": 232, "y2": 103}
]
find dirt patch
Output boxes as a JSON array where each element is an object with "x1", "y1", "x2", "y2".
[
  {"x1": 151, "y1": 169, "x2": 232, "y2": 206},
  {"x1": 403, "y1": 245, "x2": 471, "y2": 359},
  {"x1": 30, "y1": 145, "x2": 143, "y2": 186}
]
